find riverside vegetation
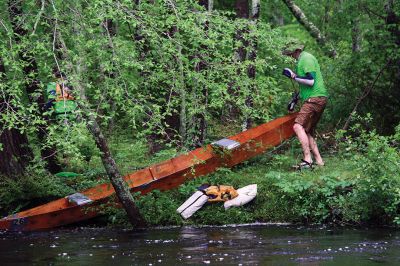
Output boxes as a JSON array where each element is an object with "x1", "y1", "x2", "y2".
[
  {"x1": 1, "y1": 117, "x2": 399, "y2": 227},
  {"x1": 0, "y1": 0, "x2": 399, "y2": 227}
]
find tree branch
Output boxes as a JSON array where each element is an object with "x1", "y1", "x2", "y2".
[
  {"x1": 31, "y1": 0, "x2": 45, "y2": 36},
  {"x1": 342, "y1": 59, "x2": 392, "y2": 131},
  {"x1": 282, "y1": 0, "x2": 336, "y2": 57}
]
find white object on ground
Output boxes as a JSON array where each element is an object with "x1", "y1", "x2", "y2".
[
  {"x1": 177, "y1": 191, "x2": 208, "y2": 219},
  {"x1": 224, "y1": 184, "x2": 257, "y2": 210}
]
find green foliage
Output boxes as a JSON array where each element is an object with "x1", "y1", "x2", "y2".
[
  {"x1": 336, "y1": 117, "x2": 400, "y2": 224},
  {"x1": 135, "y1": 190, "x2": 183, "y2": 226},
  {"x1": 0, "y1": 166, "x2": 74, "y2": 215},
  {"x1": 47, "y1": 122, "x2": 99, "y2": 172},
  {"x1": 1, "y1": 0, "x2": 288, "y2": 156},
  {"x1": 104, "y1": 122, "x2": 399, "y2": 227},
  {"x1": 1, "y1": 0, "x2": 399, "y2": 228},
  {"x1": 271, "y1": 170, "x2": 356, "y2": 224}
]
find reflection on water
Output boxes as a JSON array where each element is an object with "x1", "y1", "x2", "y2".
[{"x1": 0, "y1": 224, "x2": 399, "y2": 265}]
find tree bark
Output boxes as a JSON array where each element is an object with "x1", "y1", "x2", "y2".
[
  {"x1": 226, "y1": 0, "x2": 250, "y2": 127},
  {"x1": 128, "y1": 1, "x2": 162, "y2": 153},
  {"x1": 351, "y1": 18, "x2": 361, "y2": 52},
  {"x1": 208, "y1": 0, "x2": 213, "y2": 11},
  {"x1": 0, "y1": 129, "x2": 32, "y2": 178},
  {"x1": 193, "y1": 2, "x2": 211, "y2": 146},
  {"x1": 8, "y1": 0, "x2": 61, "y2": 173},
  {"x1": 101, "y1": 19, "x2": 118, "y2": 134},
  {"x1": 54, "y1": 21, "x2": 146, "y2": 227},
  {"x1": 282, "y1": 0, "x2": 326, "y2": 44},
  {"x1": 235, "y1": 0, "x2": 249, "y2": 18},
  {"x1": 130, "y1": 0, "x2": 175, "y2": 153},
  {"x1": 282, "y1": 0, "x2": 336, "y2": 57},
  {"x1": 199, "y1": 0, "x2": 213, "y2": 11},
  {"x1": 251, "y1": 0, "x2": 260, "y2": 18},
  {"x1": 242, "y1": 0, "x2": 260, "y2": 130},
  {"x1": 233, "y1": 0, "x2": 260, "y2": 130},
  {"x1": 0, "y1": 58, "x2": 33, "y2": 178},
  {"x1": 77, "y1": 63, "x2": 146, "y2": 229},
  {"x1": 177, "y1": 45, "x2": 187, "y2": 147},
  {"x1": 85, "y1": 110, "x2": 147, "y2": 228},
  {"x1": 385, "y1": 0, "x2": 400, "y2": 46}
]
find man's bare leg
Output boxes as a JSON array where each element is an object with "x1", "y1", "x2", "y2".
[
  {"x1": 293, "y1": 123, "x2": 312, "y2": 163},
  {"x1": 308, "y1": 134, "x2": 324, "y2": 166}
]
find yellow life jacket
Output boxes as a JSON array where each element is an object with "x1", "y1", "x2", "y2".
[
  {"x1": 204, "y1": 185, "x2": 238, "y2": 202},
  {"x1": 55, "y1": 83, "x2": 74, "y2": 102}
]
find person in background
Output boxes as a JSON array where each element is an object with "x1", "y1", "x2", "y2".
[
  {"x1": 44, "y1": 68, "x2": 77, "y2": 120},
  {"x1": 282, "y1": 40, "x2": 329, "y2": 170},
  {"x1": 44, "y1": 68, "x2": 93, "y2": 164}
]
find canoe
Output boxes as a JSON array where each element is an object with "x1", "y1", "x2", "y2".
[{"x1": 0, "y1": 113, "x2": 297, "y2": 231}]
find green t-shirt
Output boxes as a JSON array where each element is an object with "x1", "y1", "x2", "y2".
[{"x1": 296, "y1": 51, "x2": 328, "y2": 101}]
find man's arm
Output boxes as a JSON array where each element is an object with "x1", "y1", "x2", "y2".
[
  {"x1": 283, "y1": 68, "x2": 315, "y2": 87},
  {"x1": 44, "y1": 86, "x2": 57, "y2": 111},
  {"x1": 44, "y1": 98, "x2": 55, "y2": 110},
  {"x1": 294, "y1": 72, "x2": 315, "y2": 86}
]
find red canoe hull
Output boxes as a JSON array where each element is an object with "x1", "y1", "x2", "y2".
[{"x1": 0, "y1": 113, "x2": 297, "y2": 231}]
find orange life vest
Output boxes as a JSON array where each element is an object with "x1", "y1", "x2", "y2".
[
  {"x1": 204, "y1": 185, "x2": 238, "y2": 202},
  {"x1": 55, "y1": 83, "x2": 74, "y2": 102}
]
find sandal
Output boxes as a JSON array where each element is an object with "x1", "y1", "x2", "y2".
[{"x1": 292, "y1": 159, "x2": 313, "y2": 171}]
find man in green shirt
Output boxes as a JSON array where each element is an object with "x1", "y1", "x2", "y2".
[{"x1": 282, "y1": 41, "x2": 328, "y2": 169}]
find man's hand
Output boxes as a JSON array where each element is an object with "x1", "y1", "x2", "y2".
[
  {"x1": 282, "y1": 68, "x2": 297, "y2": 79},
  {"x1": 287, "y1": 91, "x2": 300, "y2": 112}
]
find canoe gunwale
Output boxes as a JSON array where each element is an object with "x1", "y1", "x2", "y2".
[{"x1": 0, "y1": 113, "x2": 297, "y2": 231}]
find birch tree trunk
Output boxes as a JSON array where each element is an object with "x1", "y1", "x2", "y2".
[
  {"x1": 208, "y1": 0, "x2": 213, "y2": 11},
  {"x1": 282, "y1": 0, "x2": 326, "y2": 44},
  {"x1": 251, "y1": 0, "x2": 260, "y2": 18},
  {"x1": 282, "y1": 0, "x2": 336, "y2": 57}
]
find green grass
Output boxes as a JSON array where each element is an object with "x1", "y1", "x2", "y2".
[
  {"x1": 102, "y1": 134, "x2": 398, "y2": 227},
  {"x1": 77, "y1": 130, "x2": 400, "y2": 228},
  {"x1": 2, "y1": 125, "x2": 398, "y2": 228}
]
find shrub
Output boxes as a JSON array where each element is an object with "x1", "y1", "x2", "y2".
[{"x1": 0, "y1": 166, "x2": 74, "y2": 215}]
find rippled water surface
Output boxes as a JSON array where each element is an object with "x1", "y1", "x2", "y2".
[{"x1": 1, "y1": 224, "x2": 399, "y2": 265}]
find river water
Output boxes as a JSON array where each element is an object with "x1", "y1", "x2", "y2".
[{"x1": 0, "y1": 224, "x2": 399, "y2": 265}]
